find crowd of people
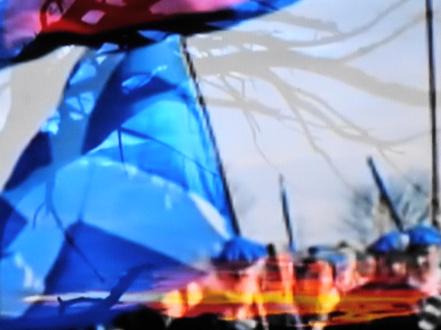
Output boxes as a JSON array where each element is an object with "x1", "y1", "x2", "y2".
[{"x1": 74, "y1": 224, "x2": 441, "y2": 330}]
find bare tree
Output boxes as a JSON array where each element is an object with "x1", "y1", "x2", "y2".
[
  {"x1": 342, "y1": 170, "x2": 430, "y2": 246},
  {"x1": 187, "y1": 0, "x2": 430, "y2": 189}
]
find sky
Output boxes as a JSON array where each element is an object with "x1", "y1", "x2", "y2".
[
  {"x1": 189, "y1": 0, "x2": 441, "y2": 248},
  {"x1": 0, "y1": 0, "x2": 440, "y2": 251}
]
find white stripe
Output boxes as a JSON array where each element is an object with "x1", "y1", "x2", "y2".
[
  {"x1": 419, "y1": 319, "x2": 436, "y2": 330},
  {"x1": 424, "y1": 303, "x2": 441, "y2": 318}
]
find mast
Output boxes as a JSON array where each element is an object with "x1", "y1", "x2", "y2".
[
  {"x1": 279, "y1": 174, "x2": 296, "y2": 251},
  {"x1": 179, "y1": 36, "x2": 242, "y2": 236},
  {"x1": 424, "y1": 0, "x2": 439, "y2": 228},
  {"x1": 367, "y1": 157, "x2": 404, "y2": 232}
]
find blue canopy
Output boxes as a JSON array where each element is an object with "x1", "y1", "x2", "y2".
[
  {"x1": 212, "y1": 237, "x2": 267, "y2": 268},
  {"x1": 406, "y1": 225, "x2": 441, "y2": 248},
  {"x1": 367, "y1": 231, "x2": 409, "y2": 255}
]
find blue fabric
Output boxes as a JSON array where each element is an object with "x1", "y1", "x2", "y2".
[
  {"x1": 0, "y1": 1, "x2": 304, "y2": 326},
  {"x1": 18, "y1": 221, "x2": 201, "y2": 325},
  {"x1": 42, "y1": 222, "x2": 199, "y2": 294},
  {"x1": 0, "y1": 37, "x2": 239, "y2": 325},
  {"x1": 3, "y1": 36, "x2": 235, "y2": 233},
  {"x1": 85, "y1": 37, "x2": 234, "y2": 222},
  {"x1": 213, "y1": 237, "x2": 267, "y2": 266},
  {"x1": 1, "y1": 156, "x2": 228, "y2": 326},
  {"x1": 368, "y1": 231, "x2": 409, "y2": 254},
  {"x1": 407, "y1": 225, "x2": 441, "y2": 247},
  {"x1": 0, "y1": 0, "x2": 11, "y2": 60},
  {"x1": 0, "y1": 198, "x2": 26, "y2": 256},
  {"x1": 4, "y1": 132, "x2": 52, "y2": 190}
]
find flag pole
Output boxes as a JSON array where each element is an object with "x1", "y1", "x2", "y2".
[
  {"x1": 180, "y1": 36, "x2": 242, "y2": 236},
  {"x1": 367, "y1": 157, "x2": 404, "y2": 232},
  {"x1": 279, "y1": 174, "x2": 296, "y2": 251},
  {"x1": 424, "y1": 0, "x2": 439, "y2": 229}
]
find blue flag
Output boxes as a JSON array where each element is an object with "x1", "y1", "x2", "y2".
[{"x1": 0, "y1": 36, "x2": 238, "y2": 327}]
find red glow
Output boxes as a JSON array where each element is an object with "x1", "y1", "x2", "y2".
[
  {"x1": 37, "y1": 0, "x2": 246, "y2": 35},
  {"x1": 23, "y1": 253, "x2": 429, "y2": 327}
]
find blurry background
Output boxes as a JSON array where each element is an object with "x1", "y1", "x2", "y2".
[{"x1": 1, "y1": 0, "x2": 440, "y2": 249}]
